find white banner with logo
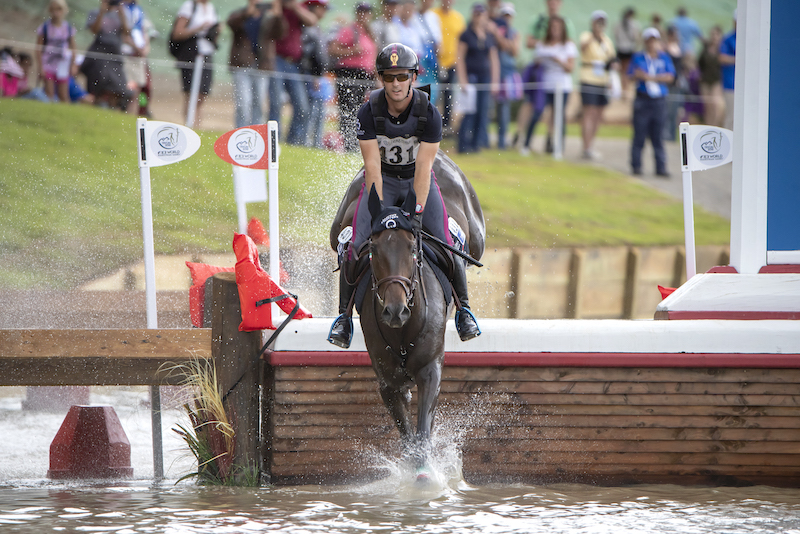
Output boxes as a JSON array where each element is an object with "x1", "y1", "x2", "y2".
[
  {"x1": 678, "y1": 122, "x2": 734, "y2": 281},
  {"x1": 137, "y1": 120, "x2": 202, "y2": 169},
  {"x1": 680, "y1": 124, "x2": 734, "y2": 172}
]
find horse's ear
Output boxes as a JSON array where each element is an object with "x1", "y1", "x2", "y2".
[
  {"x1": 401, "y1": 189, "x2": 417, "y2": 216},
  {"x1": 368, "y1": 184, "x2": 382, "y2": 221}
]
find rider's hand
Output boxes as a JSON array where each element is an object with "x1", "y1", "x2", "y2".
[{"x1": 412, "y1": 204, "x2": 423, "y2": 233}]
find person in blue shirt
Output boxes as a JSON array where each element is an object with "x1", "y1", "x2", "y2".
[
  {"x1": 670, "y1": 7, "x2": 703, "y2": 57},
  {"x1": 627, "y1": 27, "x2": 675, "y2": 177},
  {"x1": 719, "y1": 11, "x2": 736, "y2": 130}
]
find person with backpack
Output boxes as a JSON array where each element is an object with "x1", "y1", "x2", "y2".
[
  {"x1": 35, "y1": 0, "x2": 78, "y2": 103},
  {"x1": 329, "y1": 2, "x2": 378, "y2": 152},
  {"x1": 301, "y1": 0, "x2": 331, "y2": 148}
]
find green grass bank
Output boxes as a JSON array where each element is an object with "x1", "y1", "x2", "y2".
[{"x1": 0, "y1": 99, "x2": 728, "y2": 289}]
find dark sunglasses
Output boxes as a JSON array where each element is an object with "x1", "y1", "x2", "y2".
[{"x1": 381, "y1": 73, "x2": 411, "y2": 83}]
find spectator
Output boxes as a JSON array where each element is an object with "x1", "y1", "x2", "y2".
[
  {"x1": 628, "y1": 27, "x2": 675, "y2": 177},
  {"x1": 613, "y1": 7, "x2": 640, "y2": 96},
  {"x1": 301, "y1": 0, "x2": 331, "y2": 148},
  {"x1": 416, "y1": 0, "x2": 442, "y2": 100},
  {"x1": 389, "y1": 0, "x2": 425, "y2": 61},
  {"x1": 579, "y1": 10, "x2": 616, "y2": 161},
  {"x1": 227, "y1": 0, "x2": 269, "y2": 128},
  {"x1": 520, "y1": 0, "x2": 575, "y2": 153},
  {"x1": 491, "y1": 2, "x2": 521, "y2": 149},
  {"x1": 519, "y1": 15, "x2": 575, "y2": 156},
  {"x1": 268, "y1": 0, "x2": 318, "y2": 145},
  {"x1": 122, "y1": 0, "x2": 150, "y2": 115},
  {"x1": 329, "y1": 2, "x2": 378, "y2": 152},
  {"x1": 719, "y1": 11, "x2": 736, "y2": 131},
  {"x1": 16, "y1": 52, "x2": 56, "y2": 102},
  {"x1": 35, "y1": 0, "x2": 77, "y2": 103},
  {"x1": 650, "y1": 13, "x2": 663, "y2": 37},
  {"x1": 171, "y1": 0, "x2": 219, "y2": 127},
  {"x1": 81, "y1": 0, "x2": 132, "y2": 111},
  {"x1": 2, "y1": 48, "x2": 33, "y2": 99},
  {"x1": 698, "y1": 25, "x2": 724, "y2": 126},
  {"x1": 670, "y1": 7, "x2": 703, "y2": 58},
  {"x1": 662, "y1": 25, "x2": 683, "y2": 141},
  {"x1": 371, "y1": 0, "x2": 399, "y2": 50},
  {"x1": 526, "y1": 0, "x2": 575, "y2": 49},
  {"x1": 456, "y1": 3, "x2": 499, "y2": 154},
  {"x1": 432, "y1": 0, "x2": 465, "y2": 132}
]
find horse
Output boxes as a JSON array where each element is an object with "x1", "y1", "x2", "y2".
[{"x1": 330, "y1": 150, "x2": 485, "y2": 476}]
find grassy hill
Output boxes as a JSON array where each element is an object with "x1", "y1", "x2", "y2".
[{"x1": 0, "y1": 99, "x2": 728, "y2": 289}]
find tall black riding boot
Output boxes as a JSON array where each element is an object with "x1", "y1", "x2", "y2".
[
  {"x1": 451, "y1": 258, "x2": 481, "y2": 341},
  {"x1": 328, "y1": 269, "x2": 356, "y2": 348}
]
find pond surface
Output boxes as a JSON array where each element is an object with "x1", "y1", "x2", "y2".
[
  {"x1": 3, "y1": 387, "x2": 800, "y2": 533},
  {"x1": 3, "y1": 477, "x2": 800, "y2": 533}
]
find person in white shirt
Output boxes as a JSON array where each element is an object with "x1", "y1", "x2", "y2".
[
  {"x1": 171, "y1": 0, "x2": 219, "y2": 127},
  {"x1": 519, "y1": 15, "x2": 575, "y2": 155}
]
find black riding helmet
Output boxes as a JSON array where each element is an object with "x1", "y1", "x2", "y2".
[{"x1": 375, "y1": 43, "x2": 419, "y2": 74}]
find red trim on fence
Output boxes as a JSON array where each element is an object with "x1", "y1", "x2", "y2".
[
  {"x1": 760, "y1": 264, "x2": 800, "y2": 273},
  {"x1": 665, "y1": 310, "x2": 800, "y2": 320},
  {"x1": 267, "y1": 351, "x2": 800, "y2": 368}
]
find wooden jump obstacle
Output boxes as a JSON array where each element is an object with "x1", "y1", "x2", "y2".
[
  {"x1": 263, "y1": 319, "x2": 800, "y2": 488},
  {"x1": 2, "y1": 273, "x2": 800, "y2": 487}
]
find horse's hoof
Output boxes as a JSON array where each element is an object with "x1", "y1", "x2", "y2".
[{"x1": 415, "y1": 466, "x2": 434, "y2": 487}]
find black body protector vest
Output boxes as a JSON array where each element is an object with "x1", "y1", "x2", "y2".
[{"x1": 369, "y1": 88, "x2": 429, "y2": 179}]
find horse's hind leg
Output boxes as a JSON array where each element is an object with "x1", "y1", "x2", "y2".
[{"x1": 378, "y1": 382, "x2": 414, "y2": 446}]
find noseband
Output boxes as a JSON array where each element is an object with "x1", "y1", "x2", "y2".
[{"x1": 368, "y1": 231, "x2": 422, "y2": 310}]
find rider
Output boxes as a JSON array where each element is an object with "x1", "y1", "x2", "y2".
[{"x1": 328, "y1": 42, "x2": 481, "y2": 349}]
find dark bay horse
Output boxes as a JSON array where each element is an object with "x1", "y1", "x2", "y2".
[{"x1": 330, "y1": 150, "x2": 485, "y2": 474}]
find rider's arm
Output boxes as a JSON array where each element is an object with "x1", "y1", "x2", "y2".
[
  {"x1": 360, "y1": 139, "x2": 383, "y2": 201},
  {"x1": 413, "y1": 141, "x2": 438, "y2": 211}
]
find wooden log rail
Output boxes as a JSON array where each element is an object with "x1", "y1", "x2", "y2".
[{"x1": 0, "y1": 329, "x2": 211, "y2": 386}]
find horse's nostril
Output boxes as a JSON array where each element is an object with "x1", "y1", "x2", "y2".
[{"x1": 399, "y1": 306, "x2": 411, "y2": 323}]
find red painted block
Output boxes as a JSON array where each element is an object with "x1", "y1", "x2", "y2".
[{"x1": 48, "y1": 406, "x2": 133, "y2": 479}]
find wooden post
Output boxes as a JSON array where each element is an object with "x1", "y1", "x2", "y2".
[
  {"x1": 565, "y1": 248, "x2": 584, "y2": 319},
  {"x1": 211, "y1": 272, "x2": 263, "y2": 483},
  {"x1": 508, "y1": 249, "x2": 520, "y2": 319},
  {"x1": 622, "y1": 247, "x2": 640, "y2": 319},
  {"x1": 672, "y1": 247, "x2": 686, "y2": 287}
]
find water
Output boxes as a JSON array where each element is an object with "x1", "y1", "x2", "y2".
[
  {"x1": 3, "y1": 387, "x2": 800, "y2": 533},
  {"x1": 3, "y1": 480, "x2": 800, "y2": 533}
]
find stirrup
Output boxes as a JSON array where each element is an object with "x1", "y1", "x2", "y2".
[
  {"x1": 455, "y1": 308, "x2": 481, "y2": 341},
  {"x1": 327, "y1": 313, "x2": 353, "y2": 349}
]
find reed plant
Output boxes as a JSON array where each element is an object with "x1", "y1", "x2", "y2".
[{"x1": 166, "y1": 357, "x2": 259, "y2": 486}]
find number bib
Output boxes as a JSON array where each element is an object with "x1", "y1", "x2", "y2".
[{"x1": 377, "y1": 136, "x2": 419, "y2": 167}]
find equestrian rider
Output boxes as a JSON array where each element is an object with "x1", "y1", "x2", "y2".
[{"x1": 328, "y1": 42, "x2": 481, "y2": 349}]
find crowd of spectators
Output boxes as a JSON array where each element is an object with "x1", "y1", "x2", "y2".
[{"x1": 0, "y1": 0, "x2": 738, "y2": 163}]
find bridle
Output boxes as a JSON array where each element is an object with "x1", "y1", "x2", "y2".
[{"x1": 368, "y1": 230, "x2": 424, "y2": 311}]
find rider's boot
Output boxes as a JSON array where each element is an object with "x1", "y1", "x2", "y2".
[
  {"x1": 327, "y1": 269, "x2": 356, "y2": 348},
  {"x1": 451, "y1": 257, "x2": 481, "y2": 341}
]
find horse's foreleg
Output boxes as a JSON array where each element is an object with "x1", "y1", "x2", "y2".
[
  {"x1": 413, "y1": 358, "x2": 443, "y2": 465},
  {"x1": 378, "y1": 382, "x2": 413, "y2": 445}
]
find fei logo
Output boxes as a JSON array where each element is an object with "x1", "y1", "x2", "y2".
[
  {"x1": 692, "y1": 128, "x2": 730, "y2": 164},
  {"x1": 227, "y1": 128, "x2": 265, "y2": 166},
  {"x1": 152, "y1": 125, "x2": 187, "y2": 161}
]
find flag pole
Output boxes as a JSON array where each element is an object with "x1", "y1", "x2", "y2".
[{"x1": 136, "y1": 118, "x2": 163, "y2": 480}]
